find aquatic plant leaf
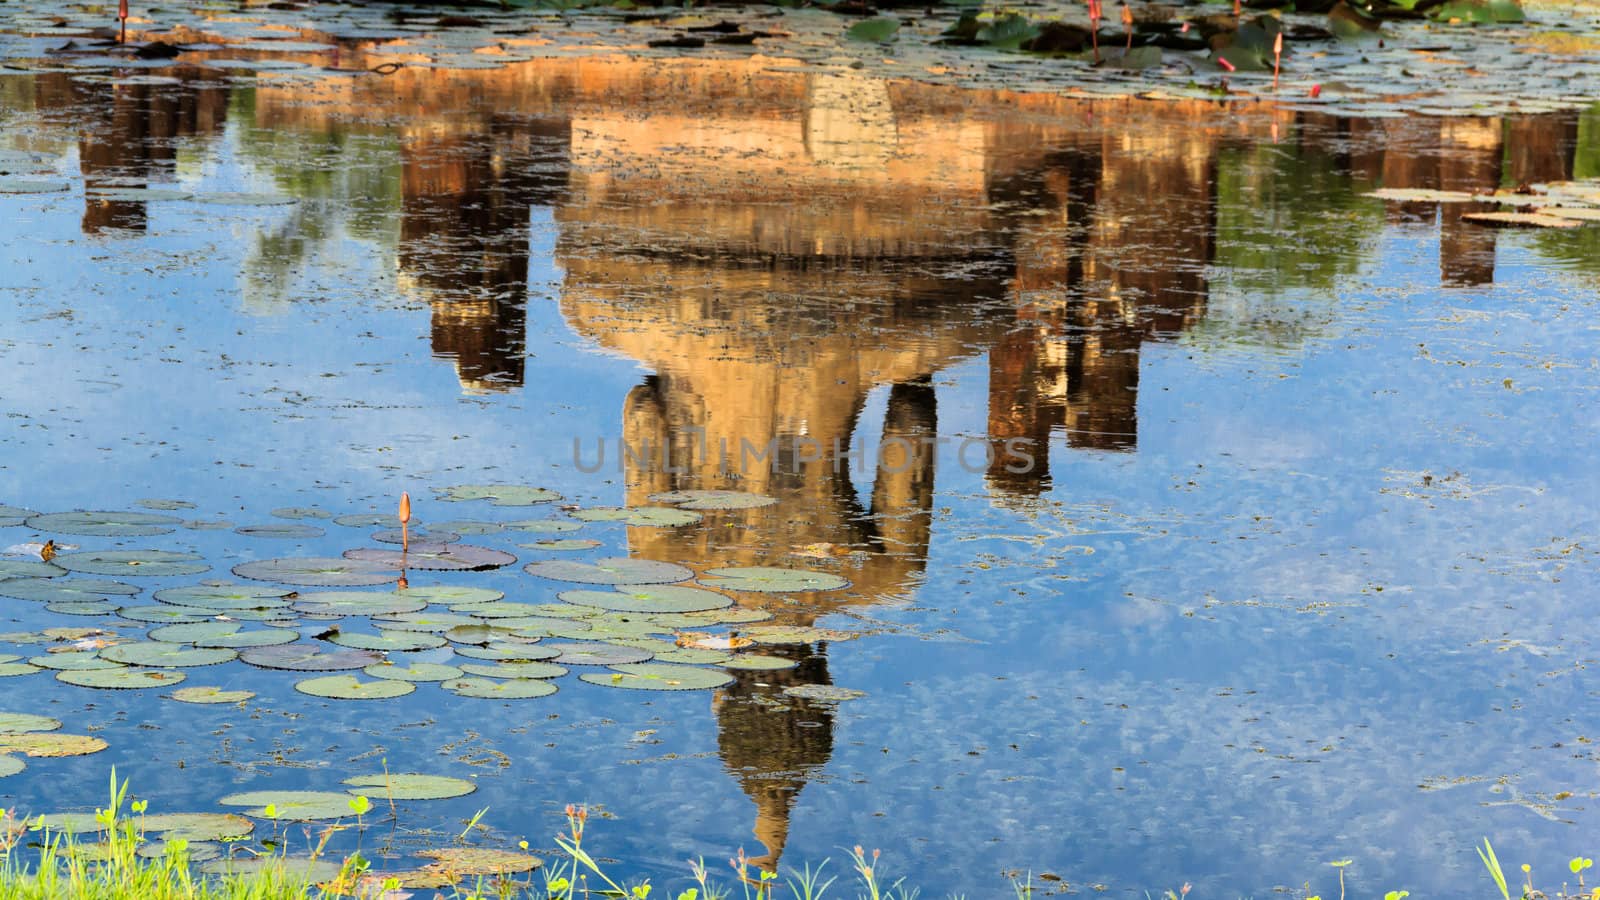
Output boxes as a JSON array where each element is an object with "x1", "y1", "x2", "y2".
[
  {"x1": 405, "y1": 585, "x2": 504, "y2": 606},
  {"x1": 116, "y1": 606, "x2": 212, "y2": 624},
  {"x1": 1109, "y1": 45, "x2": 1161, "y2": 69},
  {"x1": 364, "y1": 661, "x2": 464, "y2": 682},
  {"x1": 0, "y1": 713, "x2": 61, "y2": 733},
  {"x1": 139, "y1": 813, "x2": 254, "y2": 841},
  {"x1": 343, "y1": 543, "x2": 516, "y2": 571},
  {"x1": 200, "y1": 856, "x2": 343, "y2": 879},
  {"x1": 520, "y1": 539, "x2": 604, "y2": 551},
  {"x1": 1366, "y1": 188, "x2": 1485, "y2": 202},
  {"x1": 648, "y1": 490, "x2": 776, "y2": 510},
  {"x1": 1462, "y1": 211, "x2": 1581, "y2": 228},
  {"x1": 271, "y1": 507, "x2": 332, "y2": 520},
  {"x1": 674, "y1": 607, "x2": 774, "y2": 625},
  {"x1": 0, "y1": 577, "x2": 141, "y2": 602},
  {"x1": 436, "y1": 485, "x2": 561, "y2": 506},
  {"x1": 416, "y1": 848, "x2": 542, "y2": 874},
  {"x1": 332, "y1": 513, "x2": 402, "y2": 528},
  {"x1": 26, "y1": 510, "x2": 182, "y2": 536},
  {"x1": 742, "y1": 625, "x2": 860, "y2": 643},
  {"x1": 504, "y1": 520, "x2": 580, "y2": 534},
  {"x1": 425, "y1": 520, "x2": 505, "y2": 536},
  {"x1": 976, "y1": 12, "x2": 1039, "y2": 48},
  {"x1": 1430, "y1": 0, "x2": 1523, "y2": 22},
  {"x1": 221, "y1": 790, "x2": 363, "y2": 821},
  {"x1": 458, "y1": 661, "x2": 568, "y2": 679},
  {"x1": 441, "y1": 676, "x2": 558, "y2": 699},
  {"x1": 54, "y1": 550, "x2": 209, "y2": 577},
  {"x1": 239, "y1": 645, "x2": 383, "y2": 671},
  {"x1": 233, "y1": 557, "x2": 399, "y2": 586},
  {"x1": 169, "y1": 686, "x2": 256, "y2": 704},
  {"x1": 327, "y1": 630, "x2": 448, "y2": 651},
  {"x1": 847, "y1": 16, "x2": 900, "y2": 42},
  {"x1": 571, "y1": 506, "x2": 702, "y2": 527},
  {"x1": 57, "y1": 668, "x2": 184, "y2": 689},
  {"x1": 189, "y1": 192, "x2": 297, "y2": 205},
  {"x1": 581, "y1": 663, "x2": 733, "y2": 691},
  {"x1": 371, "y1": 527, "x2": 460, "y2": 545},
  {"x1": 525, "y1": 557, "x2": 693, "y2": 585},
  {"x1": 136, "y1": 841, "x2": 223, "y2": 861},
  {"x1": 292, "y1": 591, "x2": 426, "y2": 616},
  {"x1": 295, "y1": 674, "x2": 415, "y2": 700},
  {"x1": 86, "y1": 187, "x2": 192, "y2": 202},
  {"x1": 100, "y1": 642, "x2": 237, "y2": 667},
  {"x1": 0, "y1": 663, "x2": 41, "y2": 676},
  {"x1": 27, "y1": 651, "x2": 122, "y2": 671},
  {"x1": 544, "y1": 642, "x2": 654, "y2": 665},
  {"x1": 372, "y1": 611, "x2": 479, "y2": 632},
  {"x1": 0, "y1": 732, "x2": 106, "y2": 756},
  {"x1": 783, "y1": 684, "x2": 867, "y2": 702},
  {"x1": 342, "y1": 773, "x2": 477, "y2": 800},
  {"x1": 723, "y1": 654, "x2": 800, "y2": 671},
  {"x1": 236, "y1": 523, "x2": 326, "y2": 539},
  {"x1": 699, "y1": 566, "x2": 850, "y2": 593},
  {"x1": 559, "y1": 586, "x2": 732, "y2": 613},
  {"x1": 452, "y1": 642, "x2": 561, "y2": 661},
  {"x1": 456, "y1": 602, "x2": 548, "y2": 620},
  {"x1": 0, "y1": 560, "x2": 66, "y2": 580},
  {"x1": 444, "y1": 624, "x2": 525, "y2": 645},
  {"x1": 46, "y1": 601, "x2": 118, "y2": 616},
  {"x1": 652, "y1": 647, "x2": 733, "y2": 665},
  {"x1": 0, "y1": 179, "x2": 70, "y2": 194},
  {"x1": 0, "y1": 757, "x2": 23, "y2": 777},
  {"x1": 150, "y1": 622, "x2": 298, "y2": 647},
  {"x1": 154, "y1": 584, "x2": 293, "y2": 610},
  {"x1": 29, "y1": 813, "x2": 105, "y2": 833}
]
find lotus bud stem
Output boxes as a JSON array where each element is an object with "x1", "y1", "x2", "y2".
[
  {"x1": 118, "y1": 0, "x2": 128, "y2": 43},
  {"x1": 1122, "y1": 4, "x2": 1133, "y2": 50}
]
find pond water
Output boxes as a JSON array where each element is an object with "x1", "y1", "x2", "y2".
[{"x1": 2, "y1": 33, "x2": 1600, "y2": 899}]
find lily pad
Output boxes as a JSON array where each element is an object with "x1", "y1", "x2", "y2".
[
  {"x1": 234, "y1": 557, "x2": 399, "y2": 586},
  {"x1": 452, "y1": 642, "x2": 561, "y2": 661},
  {"x1": 672, "y1": 607, "x2": 774, "y2": 625},
  {"x1": 343, "y1": 544, "x2": 515, "y2": 571},
  {"x1": 525, "y1": 558, "x2": 693, "y2": 586},
  {"x1": 239, "y1": 645, "x2": 383, "y2": 671},
  {"x1": 373, "y1": 612, "x2": 479, "y2": 632},
  {"x1": 364, "y1": 661, "x2": 463, "y2": 682},
  {"x1": 743, "y1": 625, "x2": 859, "y2": 644},
  {"x1": 46, "y1": 601, "x2": 120, "y2": 616},
  {"x1": 558, "y1": 586, "x2": 732, "y2": 614},
  {"x1": 0, "y1": 713, "x2": 61, "y2": 733},
  {"x1": 371, "y1": 527, "x2": 460, "y2": 545},
  {"x1": 0, "y1": 505, "x2": 39, "y2": 527},
  {"x1": 722, "y1": 654, "x2": 800, "y2": 671},
  {"x1": 444, "y1": 624, "x2": 527, "y2": 644},
  {"x1": 200, "y1": 856, "x2": 343, "y2": 879},
  {"x1": 457, "y1": 661, "x2": 568, "y2": 679},
  {"x1": 100, "y1": 642, "x2": 237, "y2": 667},
  {"x1": 26, "y1": 510, "x2": 182, "y2": 536},
  {"x1": 170, "y1": 686, "x2": 256, "y2": 704},
  {"x1": 292, "y1": 591, "x2": 425, "y2": 616},
  {"x1": 28, "y1": 651, "x2": 122, "y2": 671},
  {"x1": 520, "y1": 539, "x2": 604, "y2": 551},
  {"x1": 504, "y1": 520, "x2": 580, "y2": 534},
  {"x1": 236, "y1": 523, "x2": 326, "y2": 540},
  {"x1": 427, "y1": 520, "x2": 507, "y2": 536},
  {"x1": 846, "y1": 16, "x2": 899, "y2": 42},
  {"x1": 580, "y1": 663, "x2": 733, "y2": 691},
  {"x1": 57, "y1": 668, "x2": 185, "y2": 689},
  {"x1": 0, "y1": 577, "x2": 141, "y2": 603},
  {"x1": 436, "y1": 485, "x2": 561, "y2": 506},
  {"x1": 416, "y1": 847, "x2": 542, "y2": 874},
  {"x1": 441, "y1": 677, "x2": 558, "y2": 699},
  {"x1": 0, "y1": 733, "x2": 106, "y2": 756},
  {"x1": 219, "y1": 791, "x2": 360, "y2": 821},
  {"x1": 0, "y1": 560, "x2": 67, "y2": 580},
  {"x1": 327, "y1": 630, "x2": 447, "y2": 652},
  {"x1": 294, "y1": 675, "x2": 415, "y2": 700},
  {"x1": 151, "y1": 623, "x2": 299, "y2": 648},
  {"x1": 342, "y1": 773, "x2": 476, "y2": 800},
  {"x1": 154, "y1": 584, "x2": 293, "y2": 611},
  {"x1": 271, "y1": 507, "x2": 332, "y2": 520},
  {"x1": 0, "y1": 757, "x2": 23, "y2": 777},
  {"x1": 648, "y1": 490, "x2": 776, "y2": 510},
  {"x1": 782, "y1": 684, "x2": 867, "y2": 702},
  {"x1": 139, "y1": 813, "x2": 254, "y2": 841},
  {"x1": 137, "y1": 841, "x2": 223, "y2": 862},
  {"x1": 543, "y1": 642, "x2": 654, "y2": 666},
  {"x1": 571, "y1": 506, "x2": 702, "y2": 527},
  {"x1": 459, "y1": 602, "x2": 551, "y2": 619},
  {"x1": 116, "y1": 606, "x2": 212, "y2": 624},
  {"x1": 699, "y1": 566, "x2": 849, "y2": 593},
  {"x1": 86, "y1": 187, "x2": 192, "y2": 202},
  {"x1": 54, "y1": 550, "x2": 209, "y2": 578},
  {"x1": 0, "y1": 179, "x2": 69, "y2": 194},
  {"x1": 1365, "y1": 188, "x2": 1485, "y2": 202},
  {"x1": 1462, "y1": 211, "x2": 1581, "y2": 228},
  {"x1": 404, "y1": 585, "x2": 504, "y2": 606},
  {"x1": 0, "y1": 662, "x2": 41, "y2": 677},
  {"x1": 332, "y1": 513, "x2": 401, "y2": 528}
]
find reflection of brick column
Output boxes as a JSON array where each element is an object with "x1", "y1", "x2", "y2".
[
  {"x1": 1440, "y1": 118, "x2": 1503, "y2": 288},
  {"x1": 987, "y1": 323, "x2": 1060, "y2": 497}
]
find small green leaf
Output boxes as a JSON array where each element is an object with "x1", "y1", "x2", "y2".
[{"x1": 847, "y1": 17, "x2": 900, "y2": 42}]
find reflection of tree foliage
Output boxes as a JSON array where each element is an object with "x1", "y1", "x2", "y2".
[
  {"x1": 1531, "y1": 103, "x2": 1600, "y2": 278},
  {"x1": 1193, "y1": 137, "x2": 1384, "y2": 351},
  {"x1": 228, "y1": 88, "x2": 405, "y2": 311}
]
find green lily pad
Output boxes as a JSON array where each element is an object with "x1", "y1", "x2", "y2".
[
  {"x1": 271, "y1": 507, "x2": 332, "y2": 520},
  {"x1": 459, "y1": 602, "x2": 551, "y2": 620},
  {"x1": 0, "y1": 560, "x2": 67, "y2": 580},
  {"x1": 504, "y1": 520, "x2": 579, "y2": 534},
  {"x1": 57, "y1": 668, "x2": 184, "y2": 689},
  {"x1": 327, "y1": 630, "x2": 447, "y2": 652},
  {"x1": 452, "y1": 642, "x2": 561, "y2": 661},
  {"x1": 137, "y1": 841, "x2": 223, "y2": 862},
  {"x1": 116, "y1": 606, "x2": 212, "y2": 624},
  {"x1": 0, "y1": 713, "x2": 61, "y2": 733},
  {"x1": 342, "y1": 773, "x2": 476, "y2": 800},
  {"x1": 135, "y1": 499, "x2": 196, "y2": 511},
  {"x1": 520, "y1": 539, "x2": 604, "y2": 551},
  {"x1": 0, "y1": 732, "x2": 107, "y2": 757},
  {"x1": 29, "y1": 812, "x2": 106, "y2": 832},
  {"x1": 139, "y1": 813, "x2": 254, "y2": 841},
  {"x1": 364, "y1": 662, "x2": 463, "y2": 682},
  {"x1": 0, "y1": 179, "x2": 69, "y2": 194},
  {"x1": 648, "y1": 490, "x2": 776, "y2": 510},
  {"x1": 722, "y1": 654, "x2": 800, "y2": 671},
  {"x1": 426, "y1": 520, "x2": 506, "y2": 536},
  {"x1": 698, "y1": 566, "x2": 849, "y2": 593},
  {"x1": 343, "y1": 544, "x2": 515, "y2": 572},
  {"x1": 170, "y1": 686, "x2": 256, "y2": 704},
  {"x1": 558, "y1": 586, "x2": 732, "y2": 613},
  {"x1": 544, "y1": 642, "x2": 654, "y2": 666},
  {"x1": 151, "y1": 623, "x2": 299, "y2": 648},
  {"x1": 525, "y1": 558, "x2": 693, "y2": 586},
  {"x1": 189, "y1": 192, "x2": 296, "y2": 206},
  {"x1": 670, "y1": 607, "x2": 774, "y2": 625},
  {"x1": 45, "y1": 601, "x2": 119, "y2": 616},
  {"x1": 233, "y1": 557, "x2": 399, "y2": 587},
  {"x1": 580, "y1": 663, "x2": 733, "y2": 691},
  {"x1": 219, "y1": 791, "x2": 360, "y2": 821},
  {"x1": 26, "y1": 510, "x2": 183, "y2": 536},
  {"x1": 295, "y1": 675, "x2": 415, "y2": 700},
  {"x1": 444, "y1": 624, "x2": 526, "y2": 645},
  {"x1": 783, "y1": 684, "x2": 866, "y2": 702},
  {"x1": 292, "y1": 591, "x2": 425, "y2": 616},
  {"x1": 441, "y1": 677, "x2": 558, "y2": 699},
  {"x1": 54, "y1": 550, "x2": 209, "y2": 578},
  {"x1": 458, "y1": 661, "x2": 568, "y2": 679},
  {"x1": 28, "y1": 651, "x2": 122, "y2": 671},
  {"x1": 371, "y1": 527, "x2": 460, "y2": 545},
  {"x1": 0, "y1": 577, "x2": 141, "y2": 603},
  {"x1": 402, "y1": 585, "x2": 503, "y2": 606},
  {"x1": 100, "y1": 642, "x2": 237, "y2": 667},
  {"x1": 417, "y1": 847, "x2": 541, "y2": 874},
  {"x1": 0, "y1": 662, "x2": 41, "y2": 676},
  {"x1": 154, "y1": 584, "x2": 293, "y2": 611},
  {"x1": 0, "y1": 757, "x2": 23, "y2": 777},
  {"x1": 373, "y1": 612, "x2": 479, "y2": 632},
  {"x1": 239, "y1": 645, "x2": 383, "y2": 671},
  {"x1": 571, "y1": 507, "x2": 702, "y2": 527},
  {"x1": 200, "y1": 856, "x2": 343, "y2": 879},
  {"x1": 436, "y1": 485, "x2": 561, "y2": 506},
  {"x1": 651, "y1": 647, "x2": 734, "y2": 665},
  {"x1": 332, "y1": 513, "x2": 401, "y2": 529},
  {"x1": 87, "y1": 187, "x2": 192, "y2": 202},
  {"x1": 236, "y1": 524, "x2": 326, "y2": 539},
  {"x1": 0, "y1": 505, "x2": 39, "y2": 527},
  {"x1": 846, "y1": 16, "x2": 899, "y2": 42}
]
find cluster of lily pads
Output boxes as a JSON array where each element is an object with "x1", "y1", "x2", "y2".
[
  {"x1": 1364, "y1": 177, "x2": 1600, "y2": 229},
  {"x1": 0, "y1": 484, "x2": 856, "y2": 727}
]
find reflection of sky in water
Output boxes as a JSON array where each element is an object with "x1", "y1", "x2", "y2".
[{"x1": 1, "y1": 64, "x2": 1599, "y2": 900}]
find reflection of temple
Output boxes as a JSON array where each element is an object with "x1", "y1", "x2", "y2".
[{"x1": 15, "y1": 51, "x2": 1594, "y2": 871}]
